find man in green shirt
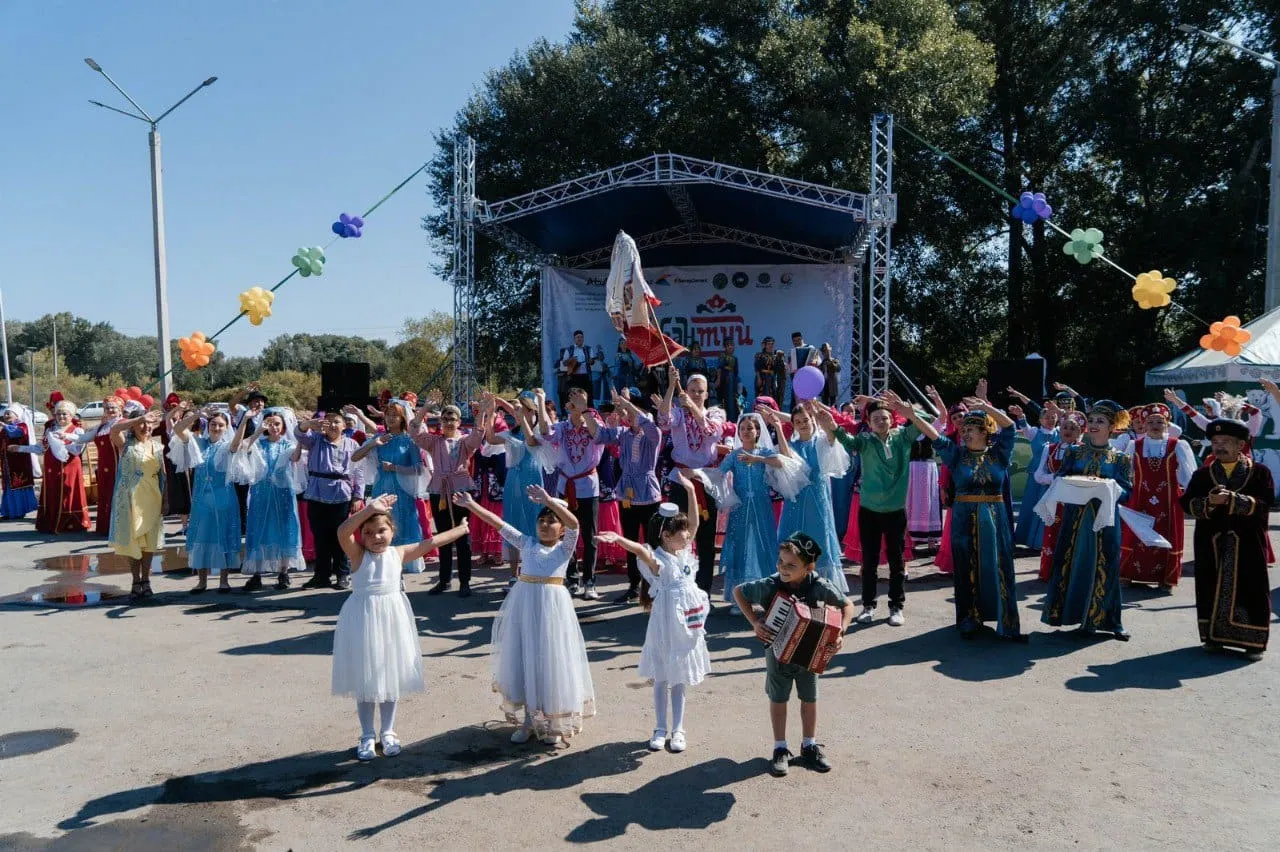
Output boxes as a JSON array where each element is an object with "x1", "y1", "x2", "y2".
[{"x1": 814, "y1": 392, "x2": 937, "y2": 627}]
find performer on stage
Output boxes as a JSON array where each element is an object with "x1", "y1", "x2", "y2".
[
  {"x1": 1041, "y1": 400, "x2": 1133, "y2": 640},
  {"x1": 657, "y1": 368, "x2": 729, "y2": 596},
  {"x1": 818, "y1": 342, "x2": 840, "y2": 407},
  {"x1": 1181, "y1": 418, "x2": 1272, "y2": 660},
  {"x1": 933, "y1": 402, "x2": 1024, "y2": 640},
  {"x1": 0, "y1": 403, "x2": 38, "y2": 519},
  {"x1": 25, "y1": 397, "x2": 90, "y2": 534},
  {"x1": 597, "y1": 476, "x2": 710, "y2": 755},
  {"x1": 597, "y1": 388, "x2": 663, "y2": 603},
  {"x1": 772, "y1": 402, "x2": 851, "y2": 595},
  {"x1": 717, "y1": 339, "x2": 741, "y2": 421},
  {"x1": 557, "y1": 330, "x2": 594, "y2": 408},
  {"x1": 1120, "y1": 402, "x2": 1196, "y2": 590},
  {"x1": 786, "y1": 332, "x2": 819, "y2": 408},
  {"x1": 733, "y1": 532, "x2": 854, "y2": 777},
  {"x1": 170, "y1": 407, "x2": 241, "y2": 593},
  {"x1": 755, "y1": 338, "x2": 786, "y2": 404},
  {"x1": 1032, "y1": 411, "x2": 1085, "y2": 581},
  {"x1": 827, "y1": 393, "x2": 938, "y2": 624},
  {"x1": 455, "y1": 487, "x2": 596, "y2": 745},
  {"x1": 544, "y1": 386, "x2": 612, "y2": 599},
  {"x1": 108, "y1": 409, "x2": 166, "y2": 601},
  {"x1": 680, "y1": 342, "x2": 709, "y2": 383},
  {"x1": 716, "y1": 412, "x2": 808, "y2": 608},
  {"x1": 613, "y1": 338, "x2": 642, "y2": 397},
  {"x1": 71, "y1": 395, "x2": 124, "y2": 535}
]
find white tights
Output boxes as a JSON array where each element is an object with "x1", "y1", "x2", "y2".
[
  {"x1": 356, "y1": 700, "x2": 398, "y2": 739},
  {"x1": 653, "y1": 681, "x2": 687, "y2": 733}
]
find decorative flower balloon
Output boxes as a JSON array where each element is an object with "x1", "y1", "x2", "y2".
[
  {"x1": 179, "y1": 331, "x2": 216, "y2": 370},
  {"x1": 1131, "y1": 270, "x2": 1177, "y2": 309},
  {"x1": 1062, "y1": 228, "x2": 1105, "y2": 264},
  {"x1": 331, "y1": 213, "x2": 364, "y2": 239},
  {"x1": 292, "y1": 246, "x2": 326, "y2": 277},
  {"x1": 115, "y1": 385, "x2": 154, "y2": 410},
  {"x1": 1011, "y1": 191, "x2": 1053, "y2": 224},
  {"x1": 239, "y1": 286, "x2": 275, "y2": 326},
  {"x1": 1200, "y1": 315, "x2": 1252, "y2": 357}
]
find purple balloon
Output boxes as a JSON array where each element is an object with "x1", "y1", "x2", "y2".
[
  {"x1": 331, "y1": 221, "x2": 344, "y2": 236},
  {"x1": 792, "y1": 365, "x2": 825, "y2": 401}
]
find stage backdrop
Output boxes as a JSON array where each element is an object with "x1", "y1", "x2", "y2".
[{"x1": 541, "y1": 264, "x2": 857, "y2": 404}]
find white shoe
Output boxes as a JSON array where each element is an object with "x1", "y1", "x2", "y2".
[
  {"x1": 856, "y1": 606, "x2": 876, "y2": 624},
  {"x1": 510, "y1": 727, "x2": 533, "y2": 744},
  {"x1": 381, "y1": 733, "x2": 401, "y2": 757},
  {"x1": 356, "y1": 737, "x2": 376, "y2": 761},
  {"x1": 583, "y1": 584, "x2": 601, "y2": 600},
  {"x1": 539, "y1": 734, "x2": 561, "y2": 746},
  {"x1": 669, "y1": 731, "x2": 687, "y2": 752},
  {"x1": 888, "y1": 608, "x2": 905, "y2": 627},
  {"x1": 648, "y1": 729, "x2": 667, "y2": 751}
]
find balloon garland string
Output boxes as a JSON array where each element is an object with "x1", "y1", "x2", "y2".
[
  {"x1": 143, "y1": 161, "x2": 431, "y2": 395},
  {"x1": 894, "y1": 122, "x2": 1020, "y2": 206}
]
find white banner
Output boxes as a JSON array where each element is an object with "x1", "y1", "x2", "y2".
[{"x1": 541, "y1": 264, "x2": 856, "y2": 404}]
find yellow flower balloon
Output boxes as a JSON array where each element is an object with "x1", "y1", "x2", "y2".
[
  {"x1": 179, "y1": 332, "x2": 216, "y2": 370},
  {"x1": 1131, "y1": 270, "x2": 1177, "y2": 310},
  {"x1": 239, "y1": 286, "x2": 275, "y2": 326}
]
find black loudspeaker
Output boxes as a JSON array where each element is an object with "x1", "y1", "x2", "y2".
[
  {"x1": 986, "y1": 358, "x2": 1046, "y2": 408},
  {"x1": 319, "y1": 362, "x2": 371, "y2": 413}
]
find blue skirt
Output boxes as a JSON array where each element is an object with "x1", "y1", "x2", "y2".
[
  {"x1": 1, "y1": 486, "x2": 37, "y2": 519},
  {"x1": 720, "y1": 494, "x2": 778, "y2": 602},
  {"x1": 186, "y1": 474, "x2": 241, "y2": 573},
  {"x1": 779, "y1": 482, "x2": 847, "y2": 594}
]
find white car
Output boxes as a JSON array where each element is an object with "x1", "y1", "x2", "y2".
[{"x1": 78, "y1": 401, "x2": 105, "y2": 420}]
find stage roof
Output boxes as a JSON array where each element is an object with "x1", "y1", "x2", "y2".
[{"x1": 474, "y1": 153, "x2": 878, "y2": 267}]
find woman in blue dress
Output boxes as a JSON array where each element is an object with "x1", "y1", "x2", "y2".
[
  {"x1": 1041, "y1": 399, "x2": 1133, "y2": 640},
  {"x1": 229, "y1": 407, "x2": 302, "y2": 593},
  {"x1": 171, "y1": 407, "x2": 241, "y2": 593},
  {"x1": 483, "y1": 391, "x2": 556, "y2": 582},
  {"x1": 1010, "y1": 395, "x2": 1059, "y2": 550},
  {"x1": 716, "y1": 412, "x2": 808, "y2": 606},
  {"x1": 770, "y1": 403, "x2": 851, "y2": 594},
  {"x1": 353, "y1": 399, "x2": 428, "y2": 573},
  {"x1": 934, "y1": 402, "x2": 1025, "y2": 640}
]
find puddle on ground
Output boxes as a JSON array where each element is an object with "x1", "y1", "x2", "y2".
[
  {"x1": 0, "y1": 728, "x2": 78, "y2": 760},
  {"x1": 1, "y1": 581, "x2": 131, "y2": 608},
  {"x1": 32, "y1": 546, "x2": 191, "y2": 576}
]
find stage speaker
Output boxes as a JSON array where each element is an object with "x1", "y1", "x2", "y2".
[
  {"x1": 319, "y1": 361, "x2": 371, "y2": 413},
  {"x1": 986, "y1": 357, "x2": 1046, "y2": 408}
]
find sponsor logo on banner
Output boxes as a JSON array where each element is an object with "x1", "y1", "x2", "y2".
[
  {"x1": 732, "y1": 271, "x2": 749, "y2": 289},
  {"x1": 756, "y1": 272, "x2": 772, "y2": 287},
  {"x1": 712, "y1": 273, "x2": 729, "y2": 290},
  {"x1": 585, "y1": 275, "x2": 606, "y2": 287},
  {"x1": 658, "y1": 295, "x2": 754, "y2": 356},
  {"x1": 654, "y1": 273, "x2": 674, "y2": 287},
  {"x1": 780, "y1": 272, "x2": 793, "y2": 289}
]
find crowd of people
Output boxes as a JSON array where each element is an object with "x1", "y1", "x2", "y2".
[{"x1": 0, "y1": 363, "x2": 1273, "y2": 776}]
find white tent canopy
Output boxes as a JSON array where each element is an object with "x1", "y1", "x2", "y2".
[{"x1": 1145, "y1": 306, "x2": 1280, "y2": 386}]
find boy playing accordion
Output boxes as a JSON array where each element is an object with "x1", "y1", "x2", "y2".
[{"x1": 733, "y1": 532, "x2": 855, "y2": 776}]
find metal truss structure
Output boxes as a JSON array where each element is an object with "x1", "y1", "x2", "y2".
[
  {"x1": 866, "y1": 114, "x2": 896, "y2": 395},
  {"x1": 451, "y1": 134, "x2": 477, "y2": 410},
  {"x1": 448, "y1": 126, "x2": 896, "y2": 404}
]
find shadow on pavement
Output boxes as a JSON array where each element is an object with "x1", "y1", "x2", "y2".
[{"x1": 1063, "y1": 645, "x2": 1255, "y2": 692}]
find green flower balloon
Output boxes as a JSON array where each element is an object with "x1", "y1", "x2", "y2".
[
  {"x1": 1062, "y1": 228, "x2": 1104, "y2": 265},
  {"x1": 292, "y1": 246, "x2": 326, "y2": 277}
]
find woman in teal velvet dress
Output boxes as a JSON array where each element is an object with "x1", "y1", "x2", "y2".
[
  {"x1": 1041, "y1": 399, "x2": 1133, "y2": 640},
  {"x1": 933, "y1": 402, "x2": 1025, "y2": 640}
]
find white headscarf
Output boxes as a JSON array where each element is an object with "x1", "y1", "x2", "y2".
[
  {"x1": 729, "y1": 412, "x2": 775, "y2": 454},
  {"x1": 3, "y1": 402, "x2": 42, "y2": 477}
]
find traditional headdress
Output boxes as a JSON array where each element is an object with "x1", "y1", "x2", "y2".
[
  {"x1": 731, "y1": 412, "x2": 776, "y2": 453},
  {"x1": 1052, "y1": 390, "x2": 1076, "y2": 411},
  {"x1": 1135, "y1": 402, "x2": 1170, "y2": 432},
  {"x1": 658, "y1": 503, "x2": 679, "y2": 518},
  {"x1": 961, "y1": 409, "x2": 999, "y2": 434},
  {"x1": 45, "y1": 391, "x2": 65, "y2": 413},
  {"x1": 1088, "y1": 399, "x2": 1130, "y2": 431},
  {"x1": 401, "y1": 391, "x2": 418, "y2": 407},
  {"x1": 782, "y1": 531, "x2": 823, "y2": 563},
  {"x1": 1206, "y1": 418, "x2": 1249, "y2": 441},
  {"x1": 164, "y1": 393, "x2": 182, "y2": 410},
  {"x1": 1061, "y1": 411, "x2": 1086, "y2": 428}
]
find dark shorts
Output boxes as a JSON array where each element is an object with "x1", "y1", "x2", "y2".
[{"x1": 765, "y1": 649, "x2": 819, "y2": 703}]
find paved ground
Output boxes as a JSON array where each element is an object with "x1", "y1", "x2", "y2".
[{"x1": 0, "y1": 519, "x2": 1277, "y2": 851}]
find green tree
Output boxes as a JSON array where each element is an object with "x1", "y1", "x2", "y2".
[
  {"x1": 260, "y1": 333, "x2": 392, "y2": 379},
  {"x1": 388, "y1": 313, "x2": 454, "y2": 398}
]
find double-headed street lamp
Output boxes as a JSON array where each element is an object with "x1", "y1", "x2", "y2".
[
  {"x1": 1175, "y1": 25, "x2": 1280, "y2": 311},
  {"x1": 85, "y1": 58, "x2": 217, "y2": 400}
]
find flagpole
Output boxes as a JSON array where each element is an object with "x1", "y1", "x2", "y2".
[{"x1": 0, "y1": 289, "x2": 11, "y2": 405}]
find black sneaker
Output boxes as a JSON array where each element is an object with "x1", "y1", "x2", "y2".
[
  {"x1": 240, "y1": 574, "x2": 263, "y2": 593},
  {"x1": 301, "y1": 577, "x2": 329, "y2": 590},
  {"x1": 770, "y1": 747, "x2": 792, "y2": 777},
  {"x1": 275, "y1": 573, "x2": 291, "y2": 590},
  {"x1": 427, "y1": 581, "x2": 451, "y2": 596},
  {"x1": 615, "y1": 588, "x2": 640, "y2": 604},
  {"x1": 458, "y1": 585, "x2": 472, "y2": 598},
  {"x1": 800, "y1": 743, "x2": 831, "y2": 772}
]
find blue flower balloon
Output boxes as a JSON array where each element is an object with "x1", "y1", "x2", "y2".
[
  {"x1": 1011, "y1": 191, "x2": 1053, "y2": 224},
  {"x1": 331, "y1": 212, "x2": 364, "y2": 239}
]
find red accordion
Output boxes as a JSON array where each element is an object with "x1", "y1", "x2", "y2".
[{"x1": 763, "y1": 593, "x2": 843, "y2": 674}]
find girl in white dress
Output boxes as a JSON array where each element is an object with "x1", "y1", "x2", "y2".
[
  {"x1": 453, "y1": 485, "x2": 595, "y2": 746},
  {"x1": 332, "y1": 494, "x2": 471, "y2": 761},
  {"x1": 598, "y1": 472, "x2": 710, "y2": 753}
]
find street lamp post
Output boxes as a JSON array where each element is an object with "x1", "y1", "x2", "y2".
[
  {"x1": 84, "y1": 58, "x2": 217, "y2": 400},
  {"x1": 1176, "y1": 24, "x2": 1280, "y2": 311}
]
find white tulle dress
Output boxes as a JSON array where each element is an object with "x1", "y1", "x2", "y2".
[
  {"x1": 331, "y1": 547, "x2": 424, "y2": 702},
  {"x1": 637, "y1": 546, "x2": 711, "y2": 686},
  {"x1": 492, "y1": 524, "x2": 596, "y2": 738}
]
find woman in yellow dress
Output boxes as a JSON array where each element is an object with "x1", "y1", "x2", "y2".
[{"x1": 109, "y1": 408, "x2": 166, "y2": 601}]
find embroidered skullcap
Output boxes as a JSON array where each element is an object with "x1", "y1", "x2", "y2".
[
  {"x1": 1088, "y1": 399, "x2": 1130, "y2": 431},
  {"x1": 782, "y1": 531, "x2": 823, "y2": 563},
  {"x1": 962, "y1": 410, "x2": 997, "y2": 432},
  {"x1": 658, "y1": 502, "x2": 680, "y2": 518}
]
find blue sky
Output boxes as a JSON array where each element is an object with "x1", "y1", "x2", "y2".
[{"x1": 0, "y1": 0, "x2": 576, "y2": 356}]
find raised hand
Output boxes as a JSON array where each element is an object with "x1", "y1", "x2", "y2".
[
  {"x1": 975, "y1": 378, "x2": 989, "y2": 402},
  {"x1": 526, "y1": 484, "x2": 551, "y2": 504},
  {"x1": 375, "y1": 432, "x2": 393, "y2": 445},
  {"x1": 451, "y1": 491, "x2": 476, "y2": 508},
  {"x1": 1163, "y1": 388, "x2": 1181, "y2": 405},
  {"x1": 595, "y1": 531, "x2": 622, "y2": 545},
  {"x1": 1260, "y1": 379, "x2": 1280, "y2": 397},
  {"x1": 1008, "y1": 404, "x2": 1025, "y2": 421},
  {"x1": 369, "y1": 493, "x2": 398, "y2": 513},
  {"x1": 1006, "y1": 386, "x2": 1029, "y2": 403}
]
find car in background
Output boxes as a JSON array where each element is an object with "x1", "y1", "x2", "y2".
[
  {"x1": 33, "y1": 411, "x2": 48, "y2": 429},
  {"x1": 78, "y1": 401, "x2": 105, "y2": 421}
]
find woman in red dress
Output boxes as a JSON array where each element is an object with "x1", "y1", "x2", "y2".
[
  {"x1": 77, "y1": 395, "x2": 124, "y2": 535},
  {"x1": 33, "y1": 398, "x2": 91, "y2": 533}
]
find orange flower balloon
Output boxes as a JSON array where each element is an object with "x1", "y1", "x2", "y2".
[
  {"x1": 179, "y1": 332, "x2": 217, "y2": 370},
  {"x1": 1199, "y1": 315, "x2": 1252, "y2": 357}
]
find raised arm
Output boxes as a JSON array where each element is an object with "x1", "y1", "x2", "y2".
[
  {"x1": 230, "y1": 409, "x2": 256, "y2": 453},
  {"x1": 352, "y1": 431, "x2": 389, "y2": 463},
  {"x1": 884, "y1": 390, "x2": 940, "y2": 441},
  {"x1": 675, "y1": 470, "x2": 698, "y2": 542},
  {"x1": 173, "y1": 409, "x2": 203, "y2": 443},
  {"x1": 595, "y1": 530, "x2": 660, "y2": 570},
  {"x1": 658, "y1": 367, "x2": 681, "y2": 420}
]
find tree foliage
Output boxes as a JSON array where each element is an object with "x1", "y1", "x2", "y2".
[{"x1": 425, "y1": 0, "x2": 1279, "y2": 401}]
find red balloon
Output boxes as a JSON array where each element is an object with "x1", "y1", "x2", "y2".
[
  {"x1": 127, "y1": 386, "x2": 143, "y2": 400},
  {"x1": 139, "y1": 394, "x2": 154, "y2": 409},
  {"x1": 114, "y1": 387, "x2": 128, "y2": 400}
]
